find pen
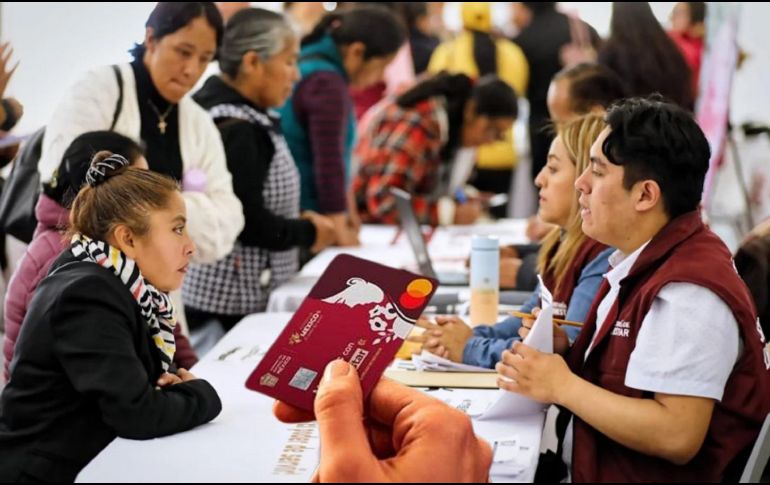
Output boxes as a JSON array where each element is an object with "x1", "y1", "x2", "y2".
[{"x1": 509, "y1": 311, "x2": 583, "y2": 328}]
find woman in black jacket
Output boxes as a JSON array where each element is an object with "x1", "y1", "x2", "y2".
[{"x1": 0, "y1": 152, "x2": 221, "y2": 482}]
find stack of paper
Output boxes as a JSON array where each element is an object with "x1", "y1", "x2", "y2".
[
  {"x1": 477, "y1": 277, "x2": 554, "y2": 420},
  {"x1": 385, "y1": 359, "x2": 498, "y2": 388},
  {"x1": 490, "y1": 434, "x2": 539, "y2": 479},
  {"x1": 411, "y1": 350, "x2": 495, "y2": 373},
  {"x1": 419, "y1": 387, "x2": 501, "y2": 416}
]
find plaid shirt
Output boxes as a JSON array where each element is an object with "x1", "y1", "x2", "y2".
[{"x1": 352, "y1": 97, "x2": 445, "y2": 225}]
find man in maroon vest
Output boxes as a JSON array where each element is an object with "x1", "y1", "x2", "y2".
[{"x1": 497, "y1": 97, "x2": 770, "y2": 482}]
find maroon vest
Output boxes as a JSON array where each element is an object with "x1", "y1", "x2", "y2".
[
  {"x1": 565, "y1": 211, "x2": 770, "y2": 482},
  {"x1": 541, "y1": 238, "x2": 608, "y2": 319}
]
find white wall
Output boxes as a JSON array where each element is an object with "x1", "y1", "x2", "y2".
[
  {"x1": 1, "y1": 2, "x2": 769, "y2": 133},
  {"x1": 730, "y1": 3, "x2": 770, "y2": 127},
  {"x1": 2, "y1": 3, "x2": 156, "y2": 134},
  {"x1": 565, "y1": 2, "x2": 770, "y2": 128},
  {"x1": 448, "y1": 1, "x2": 770, "y2": 128},
  {"x1": 0, "y1": 2, "x2": 282, "y2": 134}
]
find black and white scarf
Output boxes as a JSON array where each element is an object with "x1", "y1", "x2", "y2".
[{"x1": 70, "y1": 234, "x2": 177, "y2": 371}]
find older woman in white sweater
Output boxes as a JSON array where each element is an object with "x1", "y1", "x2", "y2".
[{"x1": 39, "y1": 2, "x2": 243, "y2": 264}]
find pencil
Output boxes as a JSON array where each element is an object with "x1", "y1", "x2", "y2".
[{"x1": 509, "y1": 310, "x2": 583, "y2": 328}]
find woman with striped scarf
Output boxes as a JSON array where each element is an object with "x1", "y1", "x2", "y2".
[{"x1": 0, "y1": 152, "x2": 221, "y2": 482}]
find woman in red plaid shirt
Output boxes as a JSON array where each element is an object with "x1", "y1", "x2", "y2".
[{"x1": 352, "y1": 73, "x2": 517, "y2": 225}]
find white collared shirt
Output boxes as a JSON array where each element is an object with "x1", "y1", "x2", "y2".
[
  {"x1": 586, "y1": 242, "x2": 650, "y2": 360},
  {"x1": 563, "y1": 241, "x2": 742, "y2": 478}
]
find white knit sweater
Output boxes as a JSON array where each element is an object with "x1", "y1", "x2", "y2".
[{"x1": 39, "y1": 63, "x2": 244, "y2": 264}]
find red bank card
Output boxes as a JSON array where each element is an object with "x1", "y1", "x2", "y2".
[{"x1": 245, "y1": 254, "x2": 438, "y2": 411}]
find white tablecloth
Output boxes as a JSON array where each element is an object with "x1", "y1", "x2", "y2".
[
  {"x1": 78, "y1": 313, "x2": 317, "y2": 483},
  {"x1": 78, "y1": 313, "x2": 543, "y2": 483},
  {"x1": 268, "y1": 221, "x2": 530, "y2": 313}
]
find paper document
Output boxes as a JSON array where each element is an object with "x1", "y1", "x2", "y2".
[
  {"x1": 412, "y1": 350, "x2": 495, "y2": 373},
  {"x1": 490, "y1": 434, "x2": 539, "y2": 478},
  {"x1": 538, "y1": 274, "x2": 553, "y2": 306},
  {"x1": 420, "y1": 387, "x2": 501, "y2": 417},
  {"x1": 385, "y1": 359, "x2": 498, "y2": 388},
  {"x1": 477, "y1": 276, "x2": 554, "y2": 420}
]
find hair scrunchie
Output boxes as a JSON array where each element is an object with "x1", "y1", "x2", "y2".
[{"x1": 85, "y1": 154, "x2": 129, "y2": 187}]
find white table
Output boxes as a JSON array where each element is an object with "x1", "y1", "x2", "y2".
[
  {"x1": 78, "y1": 313, "x2": 317, "y2": 483},
  {"x1": 268, "y1": 221, "x2": 530, "y2": 313},
  {"x1": 78, "y1": 313, "x2": 543, "y2": 483}
]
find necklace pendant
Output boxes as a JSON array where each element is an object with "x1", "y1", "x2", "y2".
[{"x1": 158, "y1": 119, "x2": 167, "y2": 135}]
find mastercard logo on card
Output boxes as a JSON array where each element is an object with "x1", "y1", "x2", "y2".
[{"x1": 399, "y1": 278, "x2": 434, "y2": 309}]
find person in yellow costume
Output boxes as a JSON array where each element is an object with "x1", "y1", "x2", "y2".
[{"x1": 428, "y1": 2, "x2": 529, "y2": 215}]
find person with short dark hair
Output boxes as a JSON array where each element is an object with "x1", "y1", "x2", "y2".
[
  {"x1": 0, "y1": 153, "x2": 221, "y2": 482},
  {"x1": 547, "y1": 62, "x2": 628, "y2": 124},
  {"x1": 498, "y1": 97, "x2": 770, "y2": 482},
  {"x1": 734, "y1": 228, "x2": 770, "y2": 339}
]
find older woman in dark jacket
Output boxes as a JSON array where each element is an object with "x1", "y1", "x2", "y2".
[{"x1": 185, "y1": 8, "x2": 336, "y2": 330}]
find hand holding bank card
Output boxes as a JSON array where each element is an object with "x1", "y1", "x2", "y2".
[{"x1": 246, "y1": 254, "x2": 438, "y2": 411}]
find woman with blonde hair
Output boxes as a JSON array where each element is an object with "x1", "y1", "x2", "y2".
[{"x1": 415, "y1": 113, "x2": 614, "y2": 366}]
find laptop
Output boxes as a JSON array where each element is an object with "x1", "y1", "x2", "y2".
[{"x1": 391, "y1": 187, "x2": 470, "y2": 286}]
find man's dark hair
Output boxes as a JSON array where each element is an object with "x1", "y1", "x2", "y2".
[
  {"x1": 603, "y1": 97, "x2": 711, "y2": 218},
  {"x1": 553, "y1": 62, "x2": 628, "y2": 115}
]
